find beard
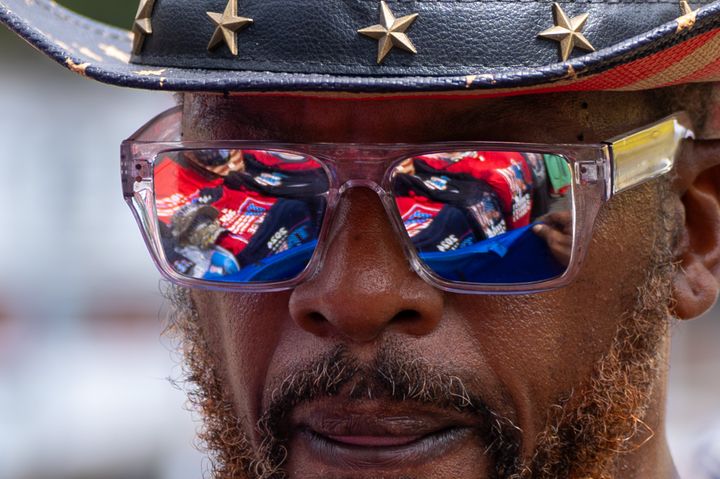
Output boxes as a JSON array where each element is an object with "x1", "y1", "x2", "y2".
[{"x1": 165, "y1": 189, "x2": 677, "y2": 479}]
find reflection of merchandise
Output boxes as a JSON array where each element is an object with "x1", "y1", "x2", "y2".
[
  {"x1": 244, "y1": 150, "x2": 321, "y2": 171},
  {"x1": 410, "y1": 205, "x2": 478, "y2": 253},
  {"x1": 191, "y1": 149, "x2": 234, "y2": 167},
  {"x1": 174, "y1": 245, "x2": 241, "y2": 279},
  {"x1": 224, "y1": 163, "x2": 327, "y2": 199},
  {"x1": 467, "y1": 190, "x2": 506, "y2": 239},
  {"x1": 396, "y1": 197, "x2": 444, "y2": 238},
  {"x1": 170, "y1": 203, "x2": 225, "y2": 248},
  {"x1": 544, "y1": 154, "x2": 572, "y2": 197},
  {"x1": 235, "y1": 198, "x2": 318, "y2": 266},
  {"x1": 483, "y1": 155, "x2": 533, "y2": 228},
  {"x1": 155, "y1": 157, "x2": 223, "y2": 222},
  {"x1": 415, "y1": 152, "x2": 534, "y2": 229},
  {"x1": 395, "y1": 165, "x2": 507, "y2": 241},
  {"x1": 158, "y1": 209, "x2": 240, "y2": 280},
  {"x1": 419, "y1": 224, "x2": 566, "y2": 283},
  {"x1": 523, "y1": 153, "x2": 551, "y2": 219},
  {"x1": 156, "y1": 153, "x2": 324, "y2": 280},
  {"x1": 213, "y1": 187, "x2": 278, "y2": 254},
  {"x1": 237, "y1": 151, "x2": 329, "y2": 197},
  {"x1": 196, "y1": 185, "x2": 224, "y2": 204}
]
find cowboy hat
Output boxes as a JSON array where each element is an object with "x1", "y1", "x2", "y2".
[{"x1": 1, "y1": 0, "x2": 719, "y2": 95}]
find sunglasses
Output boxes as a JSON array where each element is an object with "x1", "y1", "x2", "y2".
[{"x1": 122, "y1": 107, "x2": 693, "y2": 294}]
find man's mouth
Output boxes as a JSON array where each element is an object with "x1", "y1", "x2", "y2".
[{"x1": 288, "y1": 399, "x2": 481, "y2": 470}]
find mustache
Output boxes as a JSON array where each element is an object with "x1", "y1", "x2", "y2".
[{"x1": 258, "y1": 345, "x2": 523, "y2": 478}]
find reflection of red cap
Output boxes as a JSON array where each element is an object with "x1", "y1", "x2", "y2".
[
  {"x1": 415, "y1": 153, "x2": 534, "y2": 230},
  {"x1": 154, "y1": 157, "x2": 223, "y2": 224},
  {"x1": 245, "y1": 150, "x2": 321, "y2": 171}
]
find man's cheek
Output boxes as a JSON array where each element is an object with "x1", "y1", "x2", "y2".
[{"x1": 192, "y1": 291, "x2": 290, "y2": 423}]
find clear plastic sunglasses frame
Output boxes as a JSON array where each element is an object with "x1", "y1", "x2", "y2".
[{"x1": 121, "y1": 106, "x2": 693, "y2": 294}]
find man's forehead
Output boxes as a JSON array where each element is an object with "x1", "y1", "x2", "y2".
[{"x1": 181, "y1": 90, "x2": 669, "y2": 143}]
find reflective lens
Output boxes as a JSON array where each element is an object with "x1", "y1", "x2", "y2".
[
  {"x1": 391, "y1": 150, "x2": 573, "y2": 284},
  {"x1": 154, "y1": 149, "x2": 328, "y2": 282}
]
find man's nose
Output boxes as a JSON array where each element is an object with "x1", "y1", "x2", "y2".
[{"x1": 288, "y1": 188, "x2": 443, "y2": 343}]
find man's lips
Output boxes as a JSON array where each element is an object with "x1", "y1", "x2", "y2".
[
  {"x1": 289, "y1": 399, "x2": 479, "y2": 469},
  {"x1": 323, "y1": 433, "x2": 424, "y2": 447}
]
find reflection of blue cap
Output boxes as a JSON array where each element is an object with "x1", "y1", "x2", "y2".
[
  {"x1": 237, "y1": 198, "x2": 320, "y2": 268},
  {"x1": 411, "y1": 205, "x2": 477, "y2": 254},
  {"x1": 420, "y1": 224, "x2": 565, "y2": 284},
  {"x1": 219, "y1": 241, "x2": 317, "y2": 283}
]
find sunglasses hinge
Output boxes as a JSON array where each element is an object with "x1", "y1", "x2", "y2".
[
  {"x1": 121, "y1": 154, "x2": 152, "y2": 197},
  {"x1": 575, "y1": 160, "x2": 600, "y2": 186}
]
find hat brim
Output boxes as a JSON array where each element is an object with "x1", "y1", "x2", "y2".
[{"x1": 1, "y1": 0, "x2": 720, "y2": 96}]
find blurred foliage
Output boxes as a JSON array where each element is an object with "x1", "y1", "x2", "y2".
[{"x1": 56, "y1": 1, "x2": 139, "y2": 29}]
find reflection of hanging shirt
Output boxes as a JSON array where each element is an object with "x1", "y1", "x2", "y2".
[
  {"x1": 395, "y1": 192, "x2": 479, "y2": 253},
  {"x1": 243, "y1": 149, "x2": 323, "y2": 171},
  {"x1": 213, "y1": 186, "x2": 278, "y2": 254},
  {"x1": 395, "y1": 165, "x2": 507, "y2": 241},
  {"x1": 416, "y1": 152, "x2": 534, "y2": 229},
  {"x1": 154, "y1": 157, "x2": 223, "y2": 223},
  {"x1": 467, "y1": 152, "x2": 533, "y2": 229},
  {"x1": 523, "y1": 153, "x2": 551, "y2": 220},
  {"x1": 466, "y1": 189, "x2": 507, "y2": 239},
  {"x1": 544, "y1": 154, "x2": 572, "y2": 197},
  {"x1": 396, "y1": 194, "x2": 445, "y2": 238}
]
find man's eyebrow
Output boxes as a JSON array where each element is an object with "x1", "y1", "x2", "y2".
[{"x1": 202, "y1": 109, "x2": 286, "y2": 140}]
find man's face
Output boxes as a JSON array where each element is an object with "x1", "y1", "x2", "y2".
[{"x1": 171, "y1": 91, "x2": 680, "y2": 478}]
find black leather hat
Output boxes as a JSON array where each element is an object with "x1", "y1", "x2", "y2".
[{"x1": 1, "y1": 0, "x2": 719, "y2": 95}]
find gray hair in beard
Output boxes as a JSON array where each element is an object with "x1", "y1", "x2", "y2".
[
  {"x1": 164, "y1": 286, "x2": 522, "y2": 478},
  {"x1": 164, "y1": 179, "x2": 679, "y2": 479}
]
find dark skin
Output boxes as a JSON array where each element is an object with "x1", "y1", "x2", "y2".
[{"x1": 181, "y1": 90, "x2": 720, "y2": 478}]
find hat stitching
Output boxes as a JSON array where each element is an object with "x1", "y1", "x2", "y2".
[
  {"x1": 386, "y1": 0, "x2": 713, "y2": 3},
  {"x1": 123, "y1": 23, "x2": 718, "y2": 88},
  {"x1": 133, "y1": 24, "x2": 710, "y2": 69},
  {"x1": 133, "y1": 5, "x2": 712, "y2": 69},
  {"x1": 15, "y1": 0, "x2": 712, "y2": 57},
  {"x1": 4, "y1": 0, "x2": 719, "y2": 93}
]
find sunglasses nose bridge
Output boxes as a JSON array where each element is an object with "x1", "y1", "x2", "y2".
[
  {"x1": 338, "y1": 178, "x2": 384, "y2": 195},
  {"x1": 333, "y1": 154, "x2": 390, "y2": 183}
]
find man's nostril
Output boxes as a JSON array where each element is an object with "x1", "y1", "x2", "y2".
[
  {"x1": 308, "y1": 312, "x2": 326, "y2": 325},
  {"x1": 392, "y1": 309, "x2": 422, "y2": 324}
]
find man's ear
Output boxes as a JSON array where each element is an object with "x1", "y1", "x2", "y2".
[{"x1": 673, "y1": 139, "x2": 720, "y2": 319}]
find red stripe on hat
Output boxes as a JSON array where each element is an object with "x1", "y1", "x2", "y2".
[
  {"x1": 667, "y1": 54, "x2": 720, "y2": 85},
  {"x1": 567, "y1": 28, "x2": 720, "y2": 91},
  {"x1": 226, "y1": 26, "x2": 720, "y2": 102},
  {"x1": 371, "y1": 28, "x2": 720, "y2": 100}
]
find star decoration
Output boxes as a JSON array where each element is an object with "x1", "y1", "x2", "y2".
[
  {"x1": 207, "y1": 0, "x2": 254, "y2": 56},
  {"x1": 538, "y1": 3, "x2": 596, "y2": 62},
  {"x1": 358, "y1": 1, "x2": 419, "y2": 64},
  {"x1": 131, "y1": 0, "x2": 157, "y2": 55},
  {"x1": 680, "y1": 0, "x2": 694, "y2": 15}
]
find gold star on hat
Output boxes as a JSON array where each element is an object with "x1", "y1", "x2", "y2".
[
  {"x1": 132, "y1": 0, "x2": 157, "y2": 55},
  {"x1": 358, "y1": 1, "x2": 419, "y2": 64},
  {"x1": 207, "y1": 0, "x2": 254, "y2": 56},
  {"x1": 680, "y1": 0, "x2": 695, "y2": 15},
  {"x1": 538, "y1": 3, "x2": 596, "y2": 62}
]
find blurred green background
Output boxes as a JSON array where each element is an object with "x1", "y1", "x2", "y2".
[
  {"x1": 0, "y1": 1, "x2": 138, "y2": 47},
  {"x1": 57, "y1": 0, "x2": 138, "y2": 29}
]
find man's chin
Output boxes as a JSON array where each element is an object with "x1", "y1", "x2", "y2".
[{"x1": 285, "y1": 426, "x2": 491, "y2": 479}]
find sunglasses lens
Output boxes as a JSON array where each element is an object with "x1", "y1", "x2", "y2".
[
  {"x1": 391, "y1": 151, "x2": 574, "y2": 285},
  {"x1": 153, "y1": 149, "x2": 328, "y2": 283}
]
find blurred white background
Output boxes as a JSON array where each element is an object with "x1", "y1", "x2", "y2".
[
  {"x1": 0, "y1": 26, "x2": 204, "y2": 479},
  {"x1": 0, "y1": 12, "x2": 719, "y2": 479}
]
